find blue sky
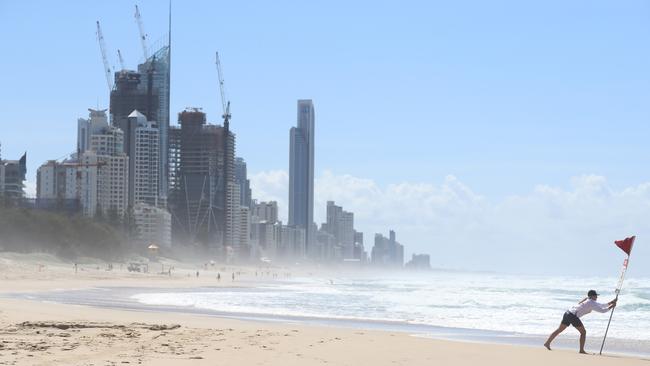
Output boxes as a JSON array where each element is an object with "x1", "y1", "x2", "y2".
[{"x1": 1, "y1": 1, "x2": 649, "y2": 276}]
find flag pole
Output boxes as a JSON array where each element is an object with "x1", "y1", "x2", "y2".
[
  {"x1": 599, "y1": 280, "x2": 621, "y2": 355},
  {"x1": 599, "y1": 235, "x2": 634, "y2": 355}
]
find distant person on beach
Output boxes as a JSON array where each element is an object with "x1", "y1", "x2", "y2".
[
  {"x1": 217, "y1": 273, "x2": 221, "y2": 282},
  {"x1": 544, "y1": 290, "x2": 617, "y2": 354},
  {"x1": 232, "y1": 272, "x2": 235, "y2": 281}
]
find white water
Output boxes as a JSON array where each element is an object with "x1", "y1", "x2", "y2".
[{"x1": 132, "y1": 271, "x2": 650, "y2": 342}]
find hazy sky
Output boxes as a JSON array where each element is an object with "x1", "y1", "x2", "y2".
[{"x1": 1, "y1": 1, "x2": 649, "y2": 276}]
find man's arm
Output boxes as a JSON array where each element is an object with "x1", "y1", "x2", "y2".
[{"x1": 594, "y1": 298, "x2": 617, "y2": 313}]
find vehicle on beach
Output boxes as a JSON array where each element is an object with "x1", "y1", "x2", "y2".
[{"x1": 127, "y1": 262, "x2": 149, "y2": 273}]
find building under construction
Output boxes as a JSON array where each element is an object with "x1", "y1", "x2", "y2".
[
  {"x1": 168, "y1": 108, "x2": 235, "y2": 253},
  {"x1": 103, "y1": 4, "x2": 171, "y2": 203}
]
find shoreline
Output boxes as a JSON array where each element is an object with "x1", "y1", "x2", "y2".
[
  {"x1": 1, "y1": 253, "x2": 649, "y2": 365},
  {"x1": 3, "y1": 285, "x2": 650, "y2": 360},
  {"x1": 1, "y1": 295, "x2": 649, "y2": 365}
]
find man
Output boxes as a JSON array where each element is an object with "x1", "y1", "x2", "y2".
[{"x1": 544, "y1": 290, "x2": 617, "y2": 354}]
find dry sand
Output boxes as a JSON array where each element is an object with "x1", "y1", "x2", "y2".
[{"x1": 0, "y1": 252, "x2": 648, "y2": 366}]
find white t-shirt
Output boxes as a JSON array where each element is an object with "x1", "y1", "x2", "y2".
[{"x1": 569, "y1": 299, "x2": 610, "y2": 318}]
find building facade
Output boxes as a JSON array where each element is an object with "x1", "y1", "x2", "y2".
[
  {"x1": 168, "y1": 108, "x2": 235, "y2": 251},
  {"x1": 134, "y1": 202, "x2": 172, "y2": 248},
  {"x1": 0, "y1": 151, "x2": 26, "y2": 201},
  {"x1": 137, "y1": 44, "x2": 171, "y2": 201},
  {"x1": 323, "y1": 201, "x2": 356, "y2": 260},
  {"x1": 235, "y1": 157, "x2": 251, "y2": 208},
  {"x1": 130, "y1": 110, "x2": 161, "y2": 207},
  {"x1": 406, "y1": 254, "x2": 431, "y2": 270},
  {"x1": 288, "y1": 99, "x2": 315, "y2": 253},
  {"x1": 371, "y1": 230, "x2": 404, "y2": 267},
  {"x1": 252, "y1": 200, "x2": 278, "y2": 224}
]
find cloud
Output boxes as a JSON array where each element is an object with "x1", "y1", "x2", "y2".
[
  {"x1": 24, "y1": 180, "x2": 37, "y2": 197},
  {"x1": 249, "y1": 170, "x2": 289, "y2": 222},
  {"x1": 250, "y1": 170, "x2": 650, "y2": 276}
]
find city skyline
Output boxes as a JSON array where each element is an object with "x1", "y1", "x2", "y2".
[{"x1": 1, "y1": 1, "x2": 649, "y2": 275}]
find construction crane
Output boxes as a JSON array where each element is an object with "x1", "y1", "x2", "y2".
[
  {"x1": 215, "y1": 51, "x2": 232, "y2": 249},
  {"x1": 134, "y1": 5, "x2": 149, "y2": 60},
  {"x1": 117, "y1": 49, "x2": 126, "y2": 70},
  {"x1": 96, "y1": 21, "x2": 113, "y2": 92},
  {"x1": 215, "y1": 52, "x2": 231, "y2": 130}
]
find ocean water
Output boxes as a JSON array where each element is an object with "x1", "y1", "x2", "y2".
[{"x1": 131, "y1": 271, "x2": 650, "y2": 342}]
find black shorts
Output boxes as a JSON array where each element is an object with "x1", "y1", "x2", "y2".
[{"x1": 561, "y1": 311, "x2": 584, "y2": 328}]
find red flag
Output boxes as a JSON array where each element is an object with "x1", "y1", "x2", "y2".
[{"x1": 615, "y1": 236, "x2": 635, "y2": 256}]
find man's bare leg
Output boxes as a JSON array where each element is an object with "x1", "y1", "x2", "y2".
[
  {"x1": 544, "y1": 324, "x2": 568, "y2": 350},
  {"x1": 576, "y1": 326, "x2": 587, "y2": 354}
]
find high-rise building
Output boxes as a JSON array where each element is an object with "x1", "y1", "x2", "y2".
[
  {"x1": 225, "y1": 182, "x2": 241, "y2": 251},
  {"x1": 235, "y1": 205, "x2": 250, "y2": 259},
  {"x1": 252, "y1": 200, "x2": 278, "y2": 224},
  {"x1": 134, "y1": 202, "x2": 172, "y2": 248},
  {"x1": 137, "y1": 40, "x2": 171, "y2": 201},
  {"x1": 78, "y1": 109, "x2": 111, "y2": 155},
  {"x1": 288, "y1": 99, "x2": 315, "y2": 253},
  {"x1": 37, "y1": 160, "x2": 78, "y2": 200},
  {"x1": 250, "y1": 220, "x2": 281, "y2": 260},
  {"x1": 235, "y1": 157, "x2": 251, "y2": 208},
  {"x1": 89, "y1": 121, "x2": 128, "y2": 218},
  {"x1": 341, "y1": 211, "x2": 355, "y2": 258},
  {"x1": 315, "y1": 228, "x2": 338, "y2": 261},
  {"x1": 323, "y1": 200, "x2": 356, "y2": 259},
  {"x1": 77, "y1": 150, "x2": 128, "y2": 218},
  {"x1": 129, "y1": 110, "x2": 160, "y2": 207},
  {"x1": 122, "y1": 110, "x2": 171, "y2": 249},
  {"x1": 110, "y1": 71, "x2": 159, "y2": 125},
  {"x1": 169, "y1": 108, "x2": 235, "y2": 250},
  {"x1": 354, "y1": 231, "x2": 366, "y2": 262},
  {"x1": 71, "y1": 108, "x2": 130, "y2": 217},
  {"x1": 0, "y1": 143, "x2": 5, "y2": 196},
  {"x1": 406, "y1": 254, "x2": 431, "y2": 270},
  {"x1": 250, "y1": 200, "x2": 280, "y2": 261},
  {"x1": 371, "y1": 230, "x2": 404, "y2": 267},
  {"x1": 0, "y1": 164, "x2": 4, "y2": 196},
  {"x1": 278, "y1": 225, "x2": 306, "y2": 260},
  {"x1": 0, "y1": 151, "x2": 26, "y2": 201}
]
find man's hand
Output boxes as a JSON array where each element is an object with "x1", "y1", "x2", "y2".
[{"x1": 609, "y1": 299, "x2": 618, "y2": 308}]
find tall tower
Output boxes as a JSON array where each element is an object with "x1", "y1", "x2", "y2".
[
  {"x1": 169, "y1": 108, "x2": 234, "y2": 251},
  {"x1": 133, "y1": 3, "x2": 171, "y2": 203},
  {"x1": 288, "y1": 99, "x2": 315, "y2": 253}
]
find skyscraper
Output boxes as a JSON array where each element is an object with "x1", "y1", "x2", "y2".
[
  {"x1": 81, "y1": 119, "x2": 129, "y2": 218},
  {"x1": 371, "y1": 230, "x2": 405, "y2": 267},
  {"x1": 127, "y1": 110, "x2": 160, "y2": 207},
  {"x1": 288, "y1": 99, "x2": 315, "y2": 253},
  {"x1": 110, "y1": 70, "x2": 158, "y2": 126},
  {"x1": 324, "y1": 200, "x2": 355, "y2": 259},
  {"x1": 235, "y1": 157, "x2": 251, "y2": 208},
  {"x1": 168, "y1": 108, "x2": 234, "y2": 250},
  {"x1": 137, "y1": 44, "x2": 170, "y2": 201}
]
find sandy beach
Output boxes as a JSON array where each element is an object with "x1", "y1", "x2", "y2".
[{"x1": 0, "y1": 253, "x2": 648, "y2": 366}]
